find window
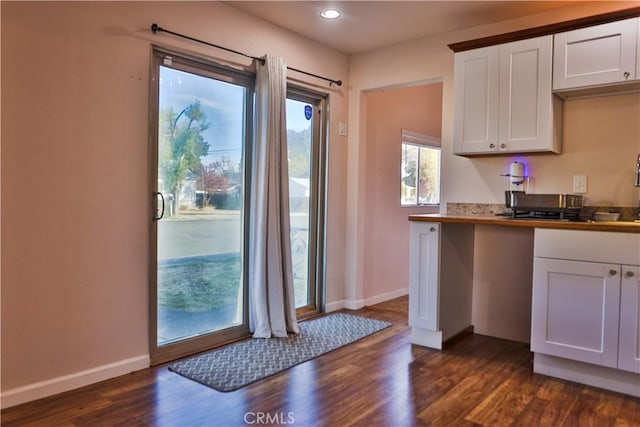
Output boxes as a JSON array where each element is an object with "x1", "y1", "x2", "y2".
[{"x1": 401, "y1": 129, "x2": 441, "y2": 206}]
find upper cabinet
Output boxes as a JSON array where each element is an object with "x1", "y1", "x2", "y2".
[
  {"x1": 451, "y1": 9, "x2": 640, "y2": 155},
  {"x1": 452, "y1": 46, "x2": 499, "y2": 154},
  {"x1": 453, "y1": 35, "x2": 560, "y2": 155},
  {"x1": 553, "y1": 18, "x2": 639, "y2": 92}
]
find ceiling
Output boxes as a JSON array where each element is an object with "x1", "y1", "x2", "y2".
[{"x1": 226, "y1": 1, "x2": 583, "y2": 54}]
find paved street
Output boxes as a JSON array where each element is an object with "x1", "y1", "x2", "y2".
[
  {"x1": 157, "y1": 210, "x2": 309, "y2": 260},
  {"x1": 158, "y1": 214, "x2": 242, "y2": 259}
]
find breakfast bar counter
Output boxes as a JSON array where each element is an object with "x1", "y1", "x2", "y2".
[{"x1": 408, "y1": 213, "x2": 640, "y2": 233}]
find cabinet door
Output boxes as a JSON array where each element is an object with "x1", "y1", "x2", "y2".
[
  {"x1": 531, "y1": 258, "x2": 621, "y2": 368},
  {"x1": 637, "y1": 19, "x2": 640, "y2": 80},
  {"x1": 619, "y1": 266, "x2": 640, "y2": 373},
  {"x1": 553, "y1": 18, "x2": 638, "y2": 90},
  {"x1": 453, "y1": 46, "x2": 499, "y2": 154},
  {"x1": 408, "y1": 222, "x2": 440, "y2": 331},
  {"x1": 499, "y1": 35, "x2": 554, "y2": 152}
]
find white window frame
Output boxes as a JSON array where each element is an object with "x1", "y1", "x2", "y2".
[{"x1": 401, "y1": 129, "x2": 441, "y2": 207}]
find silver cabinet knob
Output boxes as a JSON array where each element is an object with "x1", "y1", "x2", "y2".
[
  {"x1": 624, "y1": 71, "x2": 630, "y2": 79},
  {"x1": 625, "y1": 271, "x2": 635, "y2": 278},
  {"x1": 500, "y1": 143, "x2": 506, "y2": 149},
  {"x1": 489, "y1": 143, "x2": 495, "y2": 149},
  {"x1": 609, "y1": 269, "x2": 618, "y2": 276},
  {"x1": 430, "y1": 227, "x2": 436, "y2": 232}
]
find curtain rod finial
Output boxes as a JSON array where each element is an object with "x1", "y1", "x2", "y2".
[
  {"x1": 151, "y1": 23, "x2": 159, "y2": 34},
  {"x1": 336, "y1": 80, "x2": 343, "y2": 87}
]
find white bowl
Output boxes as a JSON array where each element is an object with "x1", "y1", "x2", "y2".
[{"x1": 593, "y1": 212, "x2": 621, "y2": 221}]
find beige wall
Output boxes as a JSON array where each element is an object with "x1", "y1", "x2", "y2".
[
  {"x1": 363, "y1": 84, "x2": 442, "y2": 301},
  {"x1": 346, "y1": 0, "x2": 640, "y2": 311},
  {"x1": 1, "y1": 1, "x2": 348, "y2": 403}
]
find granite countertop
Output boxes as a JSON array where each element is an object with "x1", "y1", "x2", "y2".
[{"x1": 408, "y1": 213, "x2": 640, "y2": 234}]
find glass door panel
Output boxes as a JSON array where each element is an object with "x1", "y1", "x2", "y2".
[
  {"x1": 151, "y1": 50, "x2": 251, "y2": 363},
  {"x1": 285, "y1": 89, "x2": 326, "y2": 315},
  {"x1": 286, "y1": 98, "x2": 313, "y2": 308}
]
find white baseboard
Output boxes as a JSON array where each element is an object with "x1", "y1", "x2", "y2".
[
  {"x1": 411, "y1": 327, "x2": 443, "y2": 350},
  {"x1": 343, "y1": 299, "x2": 365, "y2": 310},
  {"x1": 325, "y1": 299, "x2": 364, "y2": 311},
  {"x1": 1, "y1": 354, "x2": 150, "y2": 409},
  {"x1": 534, "y1": 353, "x2": 640, "y2": 397},
  {"x1": 324, "y1": 300, "x2": 345, "y2": 312},
  {"x1": 364, "y1": 288, "x2": 408, "y2": 307},
  {"x1": 325, "y1": 288, "x2": 408, "y2": 313}
]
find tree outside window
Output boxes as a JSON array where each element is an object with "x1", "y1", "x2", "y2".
[{"x1": 401, "y1": 130, "x2": 440, "y2": 206}]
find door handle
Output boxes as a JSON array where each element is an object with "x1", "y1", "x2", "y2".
[{"x1": 154, "y1": 192, "x2": 165, "y2": 221}]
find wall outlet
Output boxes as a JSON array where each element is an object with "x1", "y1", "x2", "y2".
[{"x1": 573, "y1": 175, "x2": 587, "y2": 194}]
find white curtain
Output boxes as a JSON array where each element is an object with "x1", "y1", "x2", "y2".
[{"x1": 248, "y1": 54, "x2": 300, "y2": 338}]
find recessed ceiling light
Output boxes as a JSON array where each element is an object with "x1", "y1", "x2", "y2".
[{"x1": 320, "y1": 8, "x2": 341, "y2": 19}]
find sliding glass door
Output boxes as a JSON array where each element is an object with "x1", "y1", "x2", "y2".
[
  {"x1": 150, "y1": 48, "x2": 253, "y2": 364},
  {"x1": 150, "y1": 48, "x2": 328, "y2": 363}
]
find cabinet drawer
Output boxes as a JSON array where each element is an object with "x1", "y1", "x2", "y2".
[{"x1": 534, "y1": 228, "x2": 640, "y2": 265}]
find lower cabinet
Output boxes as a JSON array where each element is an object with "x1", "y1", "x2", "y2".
[
  {"x1": 531, "y1": 259, "x2": 632, "y2": 369},
  {"x1": 619, "y1": 265, "x2": 640, "y2": 373},
  {"x1": 408, "y1": 222, "x2": 440, "y2": 332},
  {"x1": 408, "y1": 221, "x2": 474, "y2": 350},
  {"x1": 532, "y1": 229, "x2": 640, "y2": 392}
]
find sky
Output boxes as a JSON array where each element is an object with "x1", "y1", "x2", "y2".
[{"x1": 159, "y1": 66, "x2": 312, "y2": 167}]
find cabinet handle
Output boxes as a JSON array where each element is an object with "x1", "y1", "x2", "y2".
[
  {"x1": 430, "y1": 227, "x2": 436, "y2": 232},
  {"x1": 625, "y1": 271, "x2": 635, "y2": 278},
  {"x1": 623, "y1": 71, "x2": 630, "y2": 80},
  {"x1": 609, "y1": 269, "x2": 618, "y2": 276},
  {"x1": 489, "y1": 143, "x2": 495, "y2": 149},
  {"x1": 500, "y1": 143, "x2": 506, "y2": 149}
]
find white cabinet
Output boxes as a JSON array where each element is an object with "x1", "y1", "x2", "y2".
[
  {"x1": 532, "y1": 229, "x2": 640, "y2": 373},
  {"x1": 408, "y1": 221, "x2": 474, "y2": 350},
  {"x1": 637, "y1": 19, "x2": 640, "y2": 80},
  {"x1": 453, "y1": 35, "x2": 559, "y2": 155},
  {"x1": 619, "y1": 265, "x2": 640, "y2": 373},
  {"x1": 553, "y1": 18, "x2": 639, "y2": 90},
  {"x1": 531, "y1": 258, "x2": 621, "y2": 368},
  {"x1": 453, "y1": 46, "x2": 499, "y2": 154},
  {"x1": 408, "y1": 222, "x2": 440, "y2": 332}
]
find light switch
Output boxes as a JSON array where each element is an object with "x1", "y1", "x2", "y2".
[{"x1": 573, "y1": 175, "x2": 587, "y2": 194}]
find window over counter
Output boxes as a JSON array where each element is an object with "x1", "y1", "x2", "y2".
[{"x1": 401, "y1": 129, "x2": 441, "y2": 206}]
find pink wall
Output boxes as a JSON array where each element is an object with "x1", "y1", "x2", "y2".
[
  {"x1": 1, "y1": 1, "x2": 349, "y2": 404},
  {"x1": 363, "y1": 84, "x2": 443, "y2": 301}
]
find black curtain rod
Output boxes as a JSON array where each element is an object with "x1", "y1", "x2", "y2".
[{"x1": 151, "y1": 23, "x2": 343, "y2": 87}]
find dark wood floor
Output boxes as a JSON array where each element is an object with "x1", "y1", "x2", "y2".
[{"x1": 3, "y1": 296, "x2": 640, "y2": 426}]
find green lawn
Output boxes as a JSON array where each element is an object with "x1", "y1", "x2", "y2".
[
  {"x1": 158, "y1": 253, "x2": 308, "y2": 312},
  {"x1": 158, "y1": 254, "x2": 241, "y2": 312}
]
